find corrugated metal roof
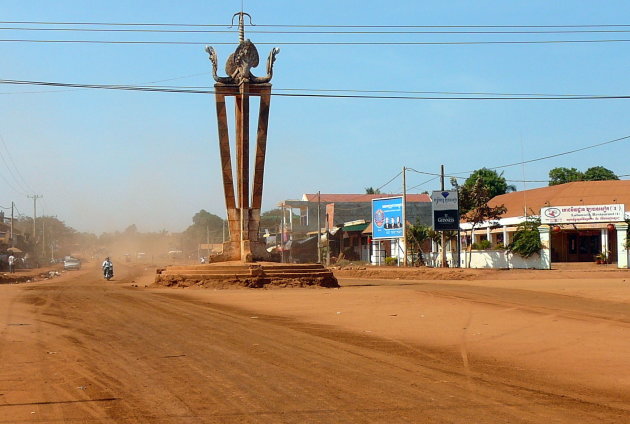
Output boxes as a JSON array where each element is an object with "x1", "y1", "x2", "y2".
[{"x1": 343, "y1": 222, "x2": 370, "y2": 232}]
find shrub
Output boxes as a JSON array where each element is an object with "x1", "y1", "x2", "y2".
[
  {"x1": 384, "y1": 257, "x2": 398, "y2": 266},
  {"x1": 508, "y1": 218, "x2": 542, "y2": 258},
  {"x1": 494, "y1": 242, "x2": 506, "y2": 250},
  {"x1": 471, "y1": 240, "x2": 491, "y2": 250}
]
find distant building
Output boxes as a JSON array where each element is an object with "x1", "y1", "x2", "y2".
[
  {"x1": 279, "y1": 193, "x2": 431, "y2": 235},
  {"x1": 276, "y1": 193, "x2": 432, "y2": 263}
]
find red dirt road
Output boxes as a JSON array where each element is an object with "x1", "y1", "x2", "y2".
[{"x1": 1, "y1": 263, "x2": 629, "y2": 423}]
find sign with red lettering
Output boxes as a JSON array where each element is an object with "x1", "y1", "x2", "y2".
[{"x1": 541, "y1": 204, "x2": 625, "y2": 224}]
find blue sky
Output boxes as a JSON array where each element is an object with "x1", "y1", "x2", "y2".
[{"x1": 1, "y1": 1, "x2": 629, "y2": 233}]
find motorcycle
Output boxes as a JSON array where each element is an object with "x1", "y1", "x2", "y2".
[{"x1": 103, "y1": 264, "x2": 114, "y2": 280}]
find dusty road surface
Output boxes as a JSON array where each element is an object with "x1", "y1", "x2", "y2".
[{"x1": 1, "y1": 263, "x2": 629, "y2": 423}]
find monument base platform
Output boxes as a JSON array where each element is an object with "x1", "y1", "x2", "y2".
[{"x1": 154, "y1": 261, "x2": 339, "y2": 289}]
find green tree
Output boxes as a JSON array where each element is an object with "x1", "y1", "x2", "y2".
[
  {"x1": 461, "y1": 179, "x2": 507, "y2": 267},
  {"x1": 460, "y1": 168, "x2": 514, "y2": 213},
  {"x1": 259, "y1": 208, "x2": 300, "y2": 232},
  {"x1": 582, "y1": 166, "x2": 619, "y2": 181},
  {"x1": 181, "y1": 210, "x2": 226, "y2": 254},
  {"x1": 548, "y1": 166, "x2": 618, "y2": 185},
  {"x1": 406, "y1": 220, "x2": 430, "y2": 266},
  {"x1": 365, "y1": 187, "x2": 382, "y2": 195},
  {"x1": 548, "y1": 167, "x2": 584, "y2": 185}
]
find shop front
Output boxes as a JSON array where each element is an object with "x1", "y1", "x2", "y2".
[{"x1": 543, "y1": 205, "x2": 624, "y2": 264}]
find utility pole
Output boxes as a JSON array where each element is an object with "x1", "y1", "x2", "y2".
[
  {"x1": 440, "y1": 166, "x2": 448, "y2": 267},
  {"x1": 317, "y1": 191, "x2": 322, "y2": 264},
  {"x1": 206, "y1": 224, "x2": 210, "y2": 259},
  {"x1": 402, "y1": 166, "x2": 407, "y2": 267},
  {"x1": 42, "y1": 218, "x2": 45, "y2": 257},
  {"x1": 10, "y1": 201, "x2": 14, "y2": 248},
  {"x1": 325, "y1": 212, "x2": 330, "y2": 266},
  {"x1": 27, "y1": 194, "x2": 42, "y2": 250},
  {"x1": 280, "y1": 204, "x2": 285, "y2": 263}
]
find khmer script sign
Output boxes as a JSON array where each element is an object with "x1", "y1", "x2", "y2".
[
  {"x1": 372, "y1": 197, "x2": 404, "y2": 239},
  {"x1": 541, "y1": 204, "x2": 625, "y2": 224}
]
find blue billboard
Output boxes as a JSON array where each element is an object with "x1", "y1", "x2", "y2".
[{"x1": 372, "y1": 196, "x2": 404, "y2": 239}]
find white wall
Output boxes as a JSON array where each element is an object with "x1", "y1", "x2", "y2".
[{"x1": 426, "y1": 250, "x2": 545, "y2": 269}]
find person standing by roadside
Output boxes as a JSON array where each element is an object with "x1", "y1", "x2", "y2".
[{"x1": 8, "y1": 254, "x2": 15, "y2": 273}]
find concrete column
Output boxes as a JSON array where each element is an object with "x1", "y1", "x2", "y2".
[
  {"x1": 600, "y1": 228, "x2": 608, "y2": 258},
  {"x1": 371, "y1": 239, "x2": 378, "y2": 265},
  {"x1": 486, "y1": 227, "x2": 491, "y2": 244},
  {"x1": 616, "y1": 222, "x2": 628, "y2": 269},
  {"x1": 537, "y1": 225, "x2": 551, "y2": 270},
  {"x1": 502, "y1": 226, "x2": 508, "y2": 248}
]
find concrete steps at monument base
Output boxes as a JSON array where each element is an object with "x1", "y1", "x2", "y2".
[{"x1": 154, "y1": 262, "x2": 339, "y2": 288}]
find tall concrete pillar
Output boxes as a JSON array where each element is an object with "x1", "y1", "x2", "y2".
[
  {"x1": 616, "y1": 222, "x2": 628, "y2": 269},
  {"x1": 538, "y1": 225, "x2": 551, "y2": 269},
  {"x1": 600, "y1": 228, "x2": 609, "y2": 258}
]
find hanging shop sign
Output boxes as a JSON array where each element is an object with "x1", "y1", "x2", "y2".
[
  {"x1": 431, "y1": 190, "x2": 460, "y2": 231},
  {"x1": 372, "y1": 197, "x2": 404, "y2": 239},
  {"x1": 541, "y1": 204, "x2": 625, "y2": 224}
]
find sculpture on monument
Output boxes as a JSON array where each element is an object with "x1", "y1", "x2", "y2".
[{"x1": 205, "y1": 12, "x2": 280, "y2": 262}]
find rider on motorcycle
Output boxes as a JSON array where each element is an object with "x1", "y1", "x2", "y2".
[{"x1": 102, "y1": 257, "x2": 114, "y2": 279}]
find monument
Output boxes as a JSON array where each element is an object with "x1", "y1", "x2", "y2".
[
  {"x1": 205, "y1": 11, "x2": 280, "y2": 262},
  {"x1": 154, "y1": 12, "x2": 338, "y2": 288}
]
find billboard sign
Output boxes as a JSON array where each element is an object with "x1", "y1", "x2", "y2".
[
  {"x1": 372, "y1": 197, "x2": 404, "y2": 239},
  {"x1": 431, "y1": 190, "x2": 459, "y2": 231},
  {"x1": 541, "y1": 204, "x2": 625, "y2": 224}
]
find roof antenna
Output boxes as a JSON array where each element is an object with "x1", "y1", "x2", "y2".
[{"x1": 232, "y1": 9, "x2": 253, "y2": 43}]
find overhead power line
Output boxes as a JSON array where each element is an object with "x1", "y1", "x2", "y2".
[
  {"x1": 441, "y1": 134, "x2": 630, "y2": 177},
  {"x1": 3, "y1": 38, "x2": 630, "y2": 46},
  {"x1": 482, "y1": 134, "x2": 630, "y2": 171},
  {"x1": 2, "y1": 20, "x2": 630, "y2": 29},
  {"x1": 4, "y1": 79, "x2": 630, "y2": 101},
  {"x1": 7, "y1": 26, "x2": 630, "y2": 35}
]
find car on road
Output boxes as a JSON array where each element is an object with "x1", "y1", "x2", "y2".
[{"x1": 63, "y1": 257, "x2": 81, "y2": 270}]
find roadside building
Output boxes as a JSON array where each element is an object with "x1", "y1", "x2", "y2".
[
  {"x1": 278, "y1": 193, "x2": 432, "y2": 263},
  {"x1": 461, "y1": 180, "x2": 630, "y2": 269}
]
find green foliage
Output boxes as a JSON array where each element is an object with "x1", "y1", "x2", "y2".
[
  {"x1": 461, "y1": 178, "x2": 507, "y2": 266},
  {"x1": 259, "y1": 208, "x2": 300, "y2": 232},
  {"x1": 549, "y1": 166, "x2": 618, "y2": 185},
  {"x1": 462, "y1": 168, "x2": 515, "y2": 209},
  {"x1": 548, "y1": 167, "x2": 584, "y2": 185},
  {"x1": 365, "y1": 186, "x2": 382, "y2": 194},
  {"x1": 461, "y1": 179, "x2": 507, "y2": 227},
  {"x1": 384, "y1": 256, "x2": 398, "y2": 266},
  {"x1": 180, "y1": 210, "x2": 226, "y2": 254},
  {"x1": 583, "y1": 166, "x2": 619, "y2": 181},
  {"x1": 508, "y1": 218, "x2": 542, "y2": 258},
  {"x1": 471, "y1": 240, "x2": 491, "y2": 250},
  {"x1": 406, "y1": 220, "x2": 431, "y2": 265},
  {"x1": 13, "y1": 215, "x2": 78, "y2": 259}
]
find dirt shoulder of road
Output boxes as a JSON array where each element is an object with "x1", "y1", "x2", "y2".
[
  {"x1": 332, "y1": 263, "x2": 630, "y2": 281},
  {"x1": 0, "y1": 264, "x2": 68, "y2": 284}
]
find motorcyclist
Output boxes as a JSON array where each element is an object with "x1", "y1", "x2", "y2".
[{"x1": 102, "y1": 257, "x2": 114, "y2": 279}]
